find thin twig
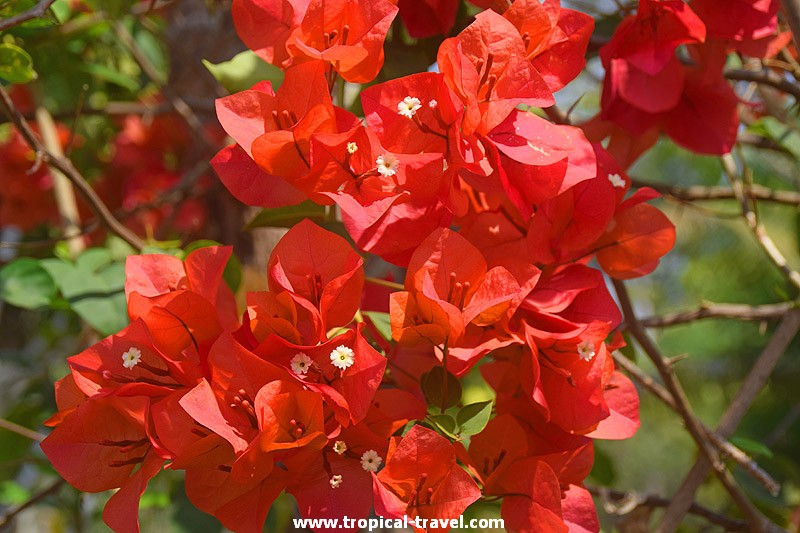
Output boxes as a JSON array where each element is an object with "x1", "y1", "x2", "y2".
[
  {"x1": 0, "y1": 0, "x2": 56, "y2": 32},
  {"x1": 662, "y1": 311, "x2": 800, "y2": 529},
  {"x1": 365, "y1": 277, "x2": 404, "y2": 291},
  {"x1": 543, "y1": 105, "x2": 570, "y2": 125},
  {"x1": 0, "y1": 479, "x2": 64, "y2": 529},
  {"x1": 110, "y1": 19, "x2": 215, "y2": 151},
  {"x1": 0, "y1": 100, "x2": 216, "y2": 126},
  {"x1": 637, "y1": 301, "x2": 796, "y2": 328},
  {"x1": 612, "y1": 352, "x2": 782, "y2": 497},
  {"x1": 0, "y1": 418, "x2": 45, "y2": 442},
  {"x1": 0, "y1": 85, "x2": 145, "y2": 251},
  {"x1": 631, "y1": 179, "x2": 800, "y2": 207},
  {"x1": 586, "y1": 485, "x2": 750, "y2": 532},
  {"x1": 725, "y1": 68, "x2": 800, "y2": 101},
  {"x1": 0, "y1": 222, "x2": 100, "y2": 249},
  {"x1": 36, "y1": 106, "x2": 85, "y2": 259},
  {"x1": 613, "y1": 280, "x2": 779, "y2": 533},
  {"x1": 722, "y1": 154, "x2": 800, "y2": 292}
]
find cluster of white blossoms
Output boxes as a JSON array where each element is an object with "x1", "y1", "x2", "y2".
[
  {"x1": 291, "y1": 352, "x2": 313, "y2": 375},
  {"x1": 121, "y1": 347, "x2": 142, "y2": 369},
  {"x1": 360, "y1": 450, "x2": 382, "y2": 472},
  {"x1": 330, "y1": 345, "x2": 355, "y2": 370},
  {"x1": 577, "y1": 340, "x2": 597, "y2": 361},
  {"x1": 376, "y1": 153, "x2": 399, "y2": 177},
  {"x1": 608, "y1": 173, "x2": 626, "y2": 189},
  {"x1": 397, "y1": 96, "x2": 421, "y2": 118}
]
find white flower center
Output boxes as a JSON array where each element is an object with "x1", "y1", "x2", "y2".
[
  {"x1": 397, "y1": 96, "x2": 422, "y2": 118},
  {"x1": 291, "y1": 352, "x2": 313, "y2": 375},
  {"x1": 577, "y1": 340, "x2": 596, "y2": 361},
  {"x1": 360, "y1": 450, "x2": 382, "y2": 472},
  {"x1": 330, "y1": 345, "x2": 355, "y2": 370},
  {"x1": 608, "y1": 173, "x2": 626, "y2": 189},
  {"x1": 333, "y1": 440, "x2": 348, "y2": 455},
  {"x1": 347, "y1": 141, "x2": 358, "y2": 154},
  {"x1": 428, "y1": 99, "x2": 438, "y2": 109},
  {"x1": 376, "y1": 154, "x2": 399, "y2": 177},
  {"x1": 121, "y1": 347, "x2": 142, "y2": 369},
  {"x1": 330, "y1": 474, "x2": 343, "y2": 488}
]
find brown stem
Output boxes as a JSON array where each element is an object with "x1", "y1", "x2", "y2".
[
  {"x1": 613, "y1": 280, "x2": 777, "y2": 533},
  {"x1": 365, "y1": 277, "x2": 404, "y2": 291},
  {"x1": 631, "y1": 179, "x2": 800, "y2": 206},
  {"x1": 722, "y1": 154, "x2": 800, "y2": 292},
  {"x1": 0, "y1": 479, "x2": 64, "y2": 529},
  {"x1": 636, "y1": 301, "x2": 796, "y2": 328},
  {"x1": 36, "y1": 106, "x2": 85, "y2": 259},
  {"x1": 725, "y1": 68, "x2": 800, "y2": 101},
  {"x1": 0, "y1": 0, "x2": 56, "y2": 31},
  {"x1": 660, "y1": 310, "x2": 800, "y2": 530},
  {"x1": 0, "y1": 418, "x2": 46, "y2": 442},
  {"x1": 586, "y1": 485, "x2": 749, "y2": 532},
  {"x1": 612, "y1": 352, "x2": 781, "y2": 497},
  {"x1": 0, "y1": 85, "x2": 144, "y2": 251}
]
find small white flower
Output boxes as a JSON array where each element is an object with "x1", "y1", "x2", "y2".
[
  {"x1": 329, "y1": 474, "x2": 343, "y2": 489},
  {"x1": 397, "y1": 96, "x2": 422, "y2": 118},
  {"x1": 608, "y1": 173, "x2": 626, "y2": 189},
  {"x1": 333, "y1": 440, "x2": 348, "y2": 455},
  {"x1": 330, "y1": 345, "x2": 355, "y2": 370},
  {"x1": 347, "y1": 141, "x2": 358, "y2": 154},
  {"x1": 376, "y1": 153, "x2": 399, "y2": 177},
  {"x1": 360, "y1": 450, "x2": 382, "y2": 472},
  {"x1": 577, "y1": 340, "x2": 596, "y2": 361},
  {"x1": 291, "y1": 352, "x2": 313, "y2": 375},
  {"x1": 428, "y1": 99, "x2": 438, "y2": 109},
  {"x1": 122, "y1": 347, "x2": 142, "y2": 369}
]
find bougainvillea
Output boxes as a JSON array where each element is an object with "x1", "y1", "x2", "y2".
[{"x1": 35, "y1": 0, "x2": 788, "y2": 531}]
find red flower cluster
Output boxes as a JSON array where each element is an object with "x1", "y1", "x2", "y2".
[
  {"x1": 42, "y1": 0, "x2": 698, "y2": 532},
  {"x1": 587, "y1": 0, "x2": 789, "y2": 161},
  {"x1": 42, "y1": 232, "x2": 426, "y2": 533}
]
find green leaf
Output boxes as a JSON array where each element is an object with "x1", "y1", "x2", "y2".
[
  {"x1": 421, "y1": 366, "x2": 462, "y2": 410},
  {"x1": 730, "y1": 436, "x2": 774, "y2": 459},
  {"x1": 134, "y1": 28, "x2": 167, "y2": 76},
  {"x1": 752, "y1": 116, "x2": 800, "y2": 159},
  {"x1": 140, "y1": 490, "x2": 170, "y2": 509},
  {"x1": 245, "y1": 201, "x2": 326, "y2": 230},
  {"x1": 0, "y1": 43, "x2": 36, "y2": 84},
  {"x1": 203, "y1": 50, "x2": 284, "y2": 94},
  {"x1": 0, "y1": 481, "x2": 30, "y2": 506},
  {"x1": 589, "y1": 445, "x2": 617, "y2": 485},
  {"x1": 428, "y1": 414, "x2": 458, "y2": 438},
  {"x1": 41, "y1": 253, "x2": 128, "y2": 336},
  {"x1": 456, "y1": 400, "x2": 493, "y2": 436},
  {"x1": 0, "y1": 258, "x2": 57, "y2": 309},
  {"x1": 80, "y1": 62, "x2": 140, "y2": 91},
  {"x1": 75, "y1": 248, "x2": 113, "y2": 273},
  {"x1": 363, "y1": 311, "x2": 391, "y2": 341},
  {"x1": 618, "y1": 332, "x2": 636, "y2": 362}
]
